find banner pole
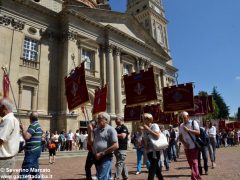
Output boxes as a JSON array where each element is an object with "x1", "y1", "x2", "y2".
[{"x1": 1, "y1": 66, "x2": 21, "y2": 122}]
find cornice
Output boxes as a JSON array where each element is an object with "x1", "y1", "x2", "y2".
[
  {"x1": 3, "y1": 0, "x2": 59, "y2": 18},
  {"x1": 0, "y1": 15, "x2": 25, "y2": 31}
]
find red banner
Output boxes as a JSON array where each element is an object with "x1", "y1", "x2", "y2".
[
  {"x1": 163, "y1": 83, "x2": 194, "y2": 112},
  {"x1": 226, "y1": 122, "x2": 234, "y2": 131},
  {"x1": 65, "y1": 62, "x2": 89, "y2": 111},
  {"x1": 234, "y1": 121, "x2": 240, "y2": 129},
  {"x1": 124, "y1": 67, "x2": 157, "y2": 106},
  {"x1": 124, "y1": 105, "x2": 142, "y2": 122},
  {"x1": 92, "y1": 85, "x2": 107, "y2": 115},
  {"x1": 218, "y1": 119, "x2": 226, "y2": 130},
  {"x1": 3, "y1": 73, "x2": 10, "y2": 97},
  {"x1": 207, "y1": 95, "x2": 214, "y2": 113},
  {"x1": 158, "y1": 112, "x2": 174, "y2": 125},
  {"x1": 143, "y1": 104, "x2": 161, "y2": 123},
  {"x1": 189, "y1": 96, "x2": 204, "y2": 116}
]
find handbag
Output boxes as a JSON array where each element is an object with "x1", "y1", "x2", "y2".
[{"x1": 149, "y1": 132, "x2": 169, "y2": 150}]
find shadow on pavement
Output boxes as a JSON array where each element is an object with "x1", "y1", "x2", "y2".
[
  {"x1": 175, "y1": 166, "x2": 190, "y2": 170},
  {"x1": 163, "y1": 174, "x2": 191, "y2": 178}
]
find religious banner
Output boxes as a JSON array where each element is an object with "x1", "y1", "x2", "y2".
[
  {"x1": 92, "y1": 85, "x2": 107, "y2": 115},
  {"x1": 65, "y1": 62, "x2": 89, "y2": 111},
  {"x1": 226, "y1": 122, "x2": 234, "y2": 131},
  {"x1": 124, "y1": 105, "x2": 142, "y2": 122},
  {"x1": 218, "y1": 119, "x2": 226, "y2": 130},
  {"x1": 207, "y1": 95, "x2": 214, "y2": 113},
  {"x1": 124, "y1": 67, "x2": 157, "y2": 106},
  {"x1": 159, "y1": 111, "x2": 174, "y2": 125},
  {"x1": 189, "y1": 96, "x2": 204, "y2": 116},
  {"x1": 234, "y1": 121, "x2": 240, "y2": 129},
  {"x1": 3, "y1": 73, "x2": 10, "y2": 97},
  {"x1": 163, "y1": 83, "x2": 194, "y2": 112},
  {"x1": 143, "y1": 104, "x2": 161, "y2": 123}
]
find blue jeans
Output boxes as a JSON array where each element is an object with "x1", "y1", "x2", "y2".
[
  {"x1": 19, "y1": 149, "x2": 41, "y2": 180},
  {"x1": 168, "y1": 143, "x2": 177, "y2": 161},
  {"x1": 136, "y1": 148, "x2": 144, "y2": 172},
  {"x1": 96, "y1": 156, "x2": 112, "y2": 180}
]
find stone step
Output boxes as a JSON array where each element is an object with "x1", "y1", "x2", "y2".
[{"x1": 16, "y1": 150, "x2": 88, "y2": 161}]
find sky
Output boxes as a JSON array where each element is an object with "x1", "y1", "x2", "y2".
[{"x1": 109, "y1": 0, "x2": 240, "y2": 116}]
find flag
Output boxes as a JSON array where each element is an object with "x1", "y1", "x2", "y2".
[
  {"x1": 218, "y1": 119, "x2": 226, "y2": 130},
  {"x1": 226, "y1": 122, "x2": 234, "y2": 131},
  {"x1": 124, "y1": 67, "x2": 157, "y2": 106},
  {"x1": 124, "y1": 105, "x2": 142, "y2": 122},
  {"x1": 92, "y1": 85, "x2": 107, "y2": 115},
  {"x1": 3, "y1": 73, "x2": 10, "y2": 97},
  {"x1": 207, "y1": 95, "x2": 215, "y2": 113},
  {"x1": 65, "y1": 62, "x2": 89, "y2": 111},
  {"x1": 143, "y1": 104, "x2": 161, "y2": 123},
  {"x1": 189, "y1": 96, "x2": 204, "y2": 116},
  {"x1": 163, "y1": 83, "x2": 194, "y2": 112}
]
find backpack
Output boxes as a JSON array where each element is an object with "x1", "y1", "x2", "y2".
[
  {"x1": 191, "y1": 121, "x2": 209, "y2": 147},
  {"x1": 198, "y1": 127, "x2": 209, "y2": 146}
]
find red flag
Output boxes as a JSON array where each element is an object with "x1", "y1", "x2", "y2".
[
  {"x1": 124, "y1": 105, "x2": 142, "y2": 122},
  {"x1": 207, "y1": 95, "x2": 214, "y2": 113},
  {"x1": 3, "y1": 73, "x2": 10, "y2": 97},
  {"x1": 143, "y1": 104, "x2": 161, "y2": 123},
  {"x1": 189, "y1": 96, "x2": 205, "y2": 116},
  {"x1": 218, "y1": 119, "x2": 226, "y2": 130},
  {"x1": 65, "y1": 62, "x2": 89, "y2": 111},
  {"x1": 124, "y1": 67, "x2": 157, "y2": 106},
  {"x1": 92, "y1": 85, "x2": 107, "y2": 115},
  {"x1": 226, "y1": 122, "x2": 234, "y2": 131},
  {"x1": 163, "y1": 83, "x2": 194, "y2": 112},
  {"x1": 234, "y1": 121, "x2": 240, "y2": 129}
]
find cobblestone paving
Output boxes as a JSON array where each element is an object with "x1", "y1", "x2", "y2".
[{"x1": 14, "y1": 146, "x2": 240, "y2": 180}]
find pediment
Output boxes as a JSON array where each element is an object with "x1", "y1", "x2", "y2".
[{"x1": 63, "y1": 7, "x2": 171, "y2": 60}]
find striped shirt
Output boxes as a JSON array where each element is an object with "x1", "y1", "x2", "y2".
[{"x1": 25, "y1": 121, "x2": 43, "y2": 152}]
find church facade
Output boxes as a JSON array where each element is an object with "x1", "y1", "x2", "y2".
[{"x1": 0, "y1": 0, "x2": 177, "y2": 132}]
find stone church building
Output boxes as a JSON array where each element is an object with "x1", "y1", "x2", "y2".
[{"x1": 0, "y1": 0, "x2": 177, "y2": 132}]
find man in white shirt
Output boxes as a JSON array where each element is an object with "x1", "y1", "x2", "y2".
[
  {"x1": 0, "y1": 98, "x2": 20, "y2": 177},
  {"x1": 179, "y1": 111, "x2": 201, "y2": 180},
  {"x1": 207, "y1": 122, "x2": 217, "y2": 168}
]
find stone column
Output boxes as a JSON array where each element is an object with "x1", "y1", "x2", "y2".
[
  {"x1": 157, "y1": 73, "x2": 162, "y2": 94},
  {"x1": 101, "y1": 46, "x2": 107, "y2": 84},
  {"x1": 114, "y1": 47, "x2": 122, "y2": 115},
  {"x1": 106, "y1": 45, "x2": 115, "y2": 115},
  {"x1": 18, "y1": 84, "x2": 23, "y2": 109},
  {"x1": 135, "y1": 58, "x2": 140, "y2": 73},
  {"x1": 76, "y1": 40, "x2": 83, "y2": 64},
  {"x1": 139, "y1": 58, "x2": 145, "y2": 70},
  {"x1": 32, "y1": 87, "x2": 38, "y2": 111}
]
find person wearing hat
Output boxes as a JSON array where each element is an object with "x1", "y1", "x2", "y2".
[
  {"x1": 88, "y1": 112, "x2": 118, "y2": 180},
  {"x1": 179, "y1": 111, "x2": 201, "y2": 180}
]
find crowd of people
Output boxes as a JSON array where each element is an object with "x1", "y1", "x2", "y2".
[{"x1": 1, "y1": 97, "x2": 240, "y2": 180}]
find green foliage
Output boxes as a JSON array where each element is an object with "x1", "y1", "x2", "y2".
[{"x1": 211, "y1": 87, "x2": 229, "y2": 119}]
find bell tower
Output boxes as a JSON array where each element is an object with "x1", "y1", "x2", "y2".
[{"x1": 127, "y1": 0, "x2": 170, "y2": 56}]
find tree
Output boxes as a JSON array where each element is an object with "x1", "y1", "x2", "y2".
[
  {"x1": 211, "y1": 87, "x2": 229, "y2": 119},
  {"x1": 237, "y1": 107, "x2": 240, "y2": 120}
]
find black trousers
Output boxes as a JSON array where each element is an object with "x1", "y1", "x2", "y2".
[
  {"x1": 147, "y1": 151, "x2": 164, "y2": 180},
  {"x1": 85, "y1": 151, "x2": 96, "y2": 180}
]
